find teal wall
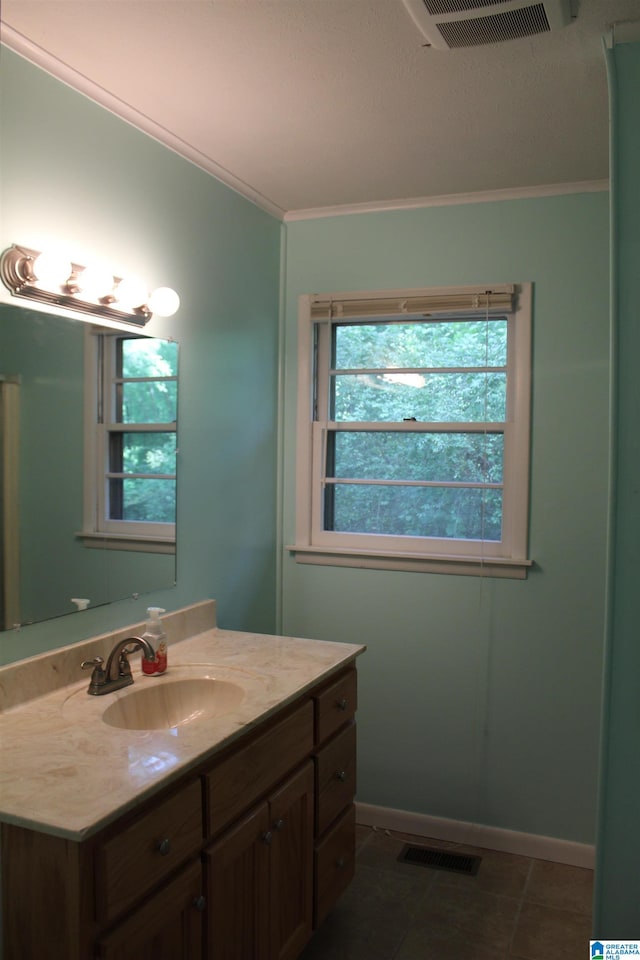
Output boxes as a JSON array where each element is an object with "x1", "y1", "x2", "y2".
[
  {"x1": 1, "y1": 305, "x2": 90, "y2": 622},
  {"x1": 0, "y1": 48, "x2": 281, "y2": 663},
  {"x1": 1, "y1": 38, "x2": 625, "y2": 872},
  {"x1": 282, "y1": 193, "x2": 610, "y2": 844},
  {"x1": 594, "y1": 38, "x2": 640, "y2": 936}
]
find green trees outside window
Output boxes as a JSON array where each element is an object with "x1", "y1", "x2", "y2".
[
  {"x1": 323, "y1": 319, "x2": 507, "y2": 542},
  {"x1": 108, "y1": 337, "x2": 178, "y2": 525}
]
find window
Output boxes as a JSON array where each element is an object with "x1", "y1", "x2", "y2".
[
  {"x1": 80, "y1": 329, "x2": 178, "y2": 553},
  {"x1": 290, "y1": 284, "x2": 531, "y2": 578}
]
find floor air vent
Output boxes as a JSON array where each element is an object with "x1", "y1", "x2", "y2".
[{"x1": 398, "y1": 845, "x2": 482, "y2": 875}]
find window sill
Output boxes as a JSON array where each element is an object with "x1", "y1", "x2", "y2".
[
  {"x1": 76, "y1": 532, "x2": 175, "y2": 555},
  {"x1": 287, "y1": 545, "x2": 532, "y2": 579}
]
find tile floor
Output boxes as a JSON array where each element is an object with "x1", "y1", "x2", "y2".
[{"x1": 300, "y1": 825, "x2": 594, "y2": 960}]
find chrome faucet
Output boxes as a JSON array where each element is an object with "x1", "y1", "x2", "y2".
[{"x1": 81, "y1": 636, "x2": 156, "y2": 695}]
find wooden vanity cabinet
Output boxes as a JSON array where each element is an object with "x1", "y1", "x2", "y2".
[
  {"x1": 1, "y1": 665, "x2": 358, "y2": 960},
  {"x1": 204, "y1": 762, "x2": 314, "y2": 960},
  {"x1": 315, "y1": 803, "x2": 356, "y2": 927},
  {"x1": 1, "y1": 776, "x2": 206, "y2": 960},
  {"x1": 95, "y1": 860, "x2": 204, "y2": 960},
  {"x1": 1, "y1": 823, "x2": 96, "y2": 960},
  {"x1": 202, "y1": 667, "x2": 358, "y2": 960},
  {"x1": 95, "y1": 778, "x2": 203, "y2": 926},
  {"x1": 312, "y1": 668, "x2": 358, "y2": 928},
  {"x1": 202, "y1": 699, "x2": 315, "y2": 960}
]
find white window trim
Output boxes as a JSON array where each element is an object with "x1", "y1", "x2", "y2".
[
  {"x1": 76, "y1": 532, "x2": 175, "y2": 555},
  {"x1": 288, "y1": 283, "x2": 532, "y2": 578},
  {"x1": 78, "y1": 327, "x2": 176, "y2": 552}
]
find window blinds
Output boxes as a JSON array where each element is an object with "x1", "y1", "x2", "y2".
[{"x1": 309, "y1": 285, "x2": 515, "y2": 321}]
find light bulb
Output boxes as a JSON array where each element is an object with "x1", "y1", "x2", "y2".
[
  {"x1": 114, "y1": 276, "x2": 149, "y2": 310},
  {"x1": 77, "y1": 263, "x2": 115, "y2": 300},
  {"x1": 148, "y1": 287, "x2": 180, "y2": 318},
  {"x1": 32, "y1": 251, "x2": 72, "y2": 290}
]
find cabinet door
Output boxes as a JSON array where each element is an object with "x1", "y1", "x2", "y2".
[
  {"x1": 96, "y1": 860, "x2": 204, "y2": 960},
  {"x1": 205, "y1": 802, "x2": 271, "y2": 960},
  {"x1": 268, "y1": 761, "x2": 314, "y2": 960}
]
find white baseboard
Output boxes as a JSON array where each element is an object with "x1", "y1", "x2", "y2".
[{"x1": 355, "y1": 802, "x2": 595, "y2": 869}]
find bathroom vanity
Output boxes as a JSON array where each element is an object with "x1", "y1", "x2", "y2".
[{"x1": 0, "y1": 602, "x2": 364, "y2": 960}]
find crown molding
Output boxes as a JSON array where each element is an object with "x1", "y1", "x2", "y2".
[
  {"x1": 283, "y1": 179, "x2": 609, "y2": 222},
  {"x1": 0, "y1": 27, "x2": 287, "y2": 221}
]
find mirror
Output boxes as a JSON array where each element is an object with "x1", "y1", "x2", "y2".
[{"x1": 0, "y1": 302, "x2": 178, "y2": 630}]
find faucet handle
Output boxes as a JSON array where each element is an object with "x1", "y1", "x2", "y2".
[
  {"x1": 116, "y1": 649, "x2": 134, "y2": 679},
  {"x1": 122, "y1": 643, "x2": 144, "y2": 657},
  {"x1": 81, "y1": 657, "x2": 106, "y2": 695},
  {"x1": 81, "y1": 656, "x2": 104, "y2": 671}
]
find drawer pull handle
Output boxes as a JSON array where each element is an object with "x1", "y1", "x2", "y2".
[
  {"x1": 193, "y1": 895, "x2": 207, "y2": 913},
  {"x1": 337, "y1": 698, "x2": 348, "y2": 711},
  {"x1": 335, "y1": 857, "x2": 346, "y2": 869},
  {"x1": 157, "y1": 838, "x2": 171, "y2": 856},
  {"x1": 273, "y1": 818, "x2": 285, "y2": 831},
  {"x1": 335, "y1": 770, "x2": 347, "y2": 782},
  {"x1": 262, "y1": 831, "x2": 273, "y2": 846}
]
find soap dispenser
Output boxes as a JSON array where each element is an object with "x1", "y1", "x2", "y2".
[{"x1": 141, "y1": 606, "x2": 168, "y2": 675}]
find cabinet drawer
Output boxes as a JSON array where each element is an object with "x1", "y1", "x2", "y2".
[
  {"x1": 95, "y1": 779, "x2": 202, "y2": 924},
  {"x1": 315, "y1": 722, "x2": 356, "y2": 837},
  {"x1": 314, "y1": 803, "x2": 355, "y2": 928},
  {"x1": 315, "y1": 669, "x2": 357, "y2": 745},
  {"x1": 204, "y1": 700, "x2": 314, "y2": 837}
]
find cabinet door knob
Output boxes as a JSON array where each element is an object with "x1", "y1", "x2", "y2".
[
  {"x1": 337, "y1": 698, "x2": 348, "y2": 711},
  {"x1": 262, "y1": 831, "x2": 273, "y2": 846},
  {"x1": 157, "y1": 838, "x2": 171, "y2": 856},
  {"x1": 335, "y1": 857, "x2": 346, "y2": 870},
  {"x1": 335, "y1": 770, "x2": 347, "y2": 782},
  {"x1": 193, "y1": 895, "x2": 207, "y2": 913},
  {"x1": 273, "y1": 818, "x2": 285, "y2": 831}
]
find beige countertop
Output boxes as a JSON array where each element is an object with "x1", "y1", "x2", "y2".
[{"x1": 0, "y1": 602, "x2": 364, "y2": 841}]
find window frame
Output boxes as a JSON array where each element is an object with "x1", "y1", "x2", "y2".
[
  {"x1": 79, "y1": 327, "x2": 177, "y2": 554},
  {"x1": 290, "y1": 284, "x2": 532, "y2": 578}
]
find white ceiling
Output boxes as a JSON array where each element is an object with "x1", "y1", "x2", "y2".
[{"x1": 2, "y1": 1, "x2": 638, "y2": 219}]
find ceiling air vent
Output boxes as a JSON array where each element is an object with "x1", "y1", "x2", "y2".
[{"x1": 401, "y1": 0, "x2": 571, "y2": 49}]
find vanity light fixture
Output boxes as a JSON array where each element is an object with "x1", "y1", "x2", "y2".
[{"x1": 0, "y1": 244, "x2": 180, "y2": 326}]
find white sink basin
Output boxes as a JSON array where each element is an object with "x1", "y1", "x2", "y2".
[{"x1": 101, "y1": 677, "x2": 245, "y2": 730}]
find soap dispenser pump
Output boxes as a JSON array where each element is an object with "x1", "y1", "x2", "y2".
[{"x1": 141, "y1": 606, "x2": 168, "y2": 675}]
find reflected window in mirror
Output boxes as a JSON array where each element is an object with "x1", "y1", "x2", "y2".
[
  {"x1": 1, "y1": 303, "x2": 178, "y2": 629},
  {"x1": 81, "y1": 330, "x2": 178, "y2": 554}
]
